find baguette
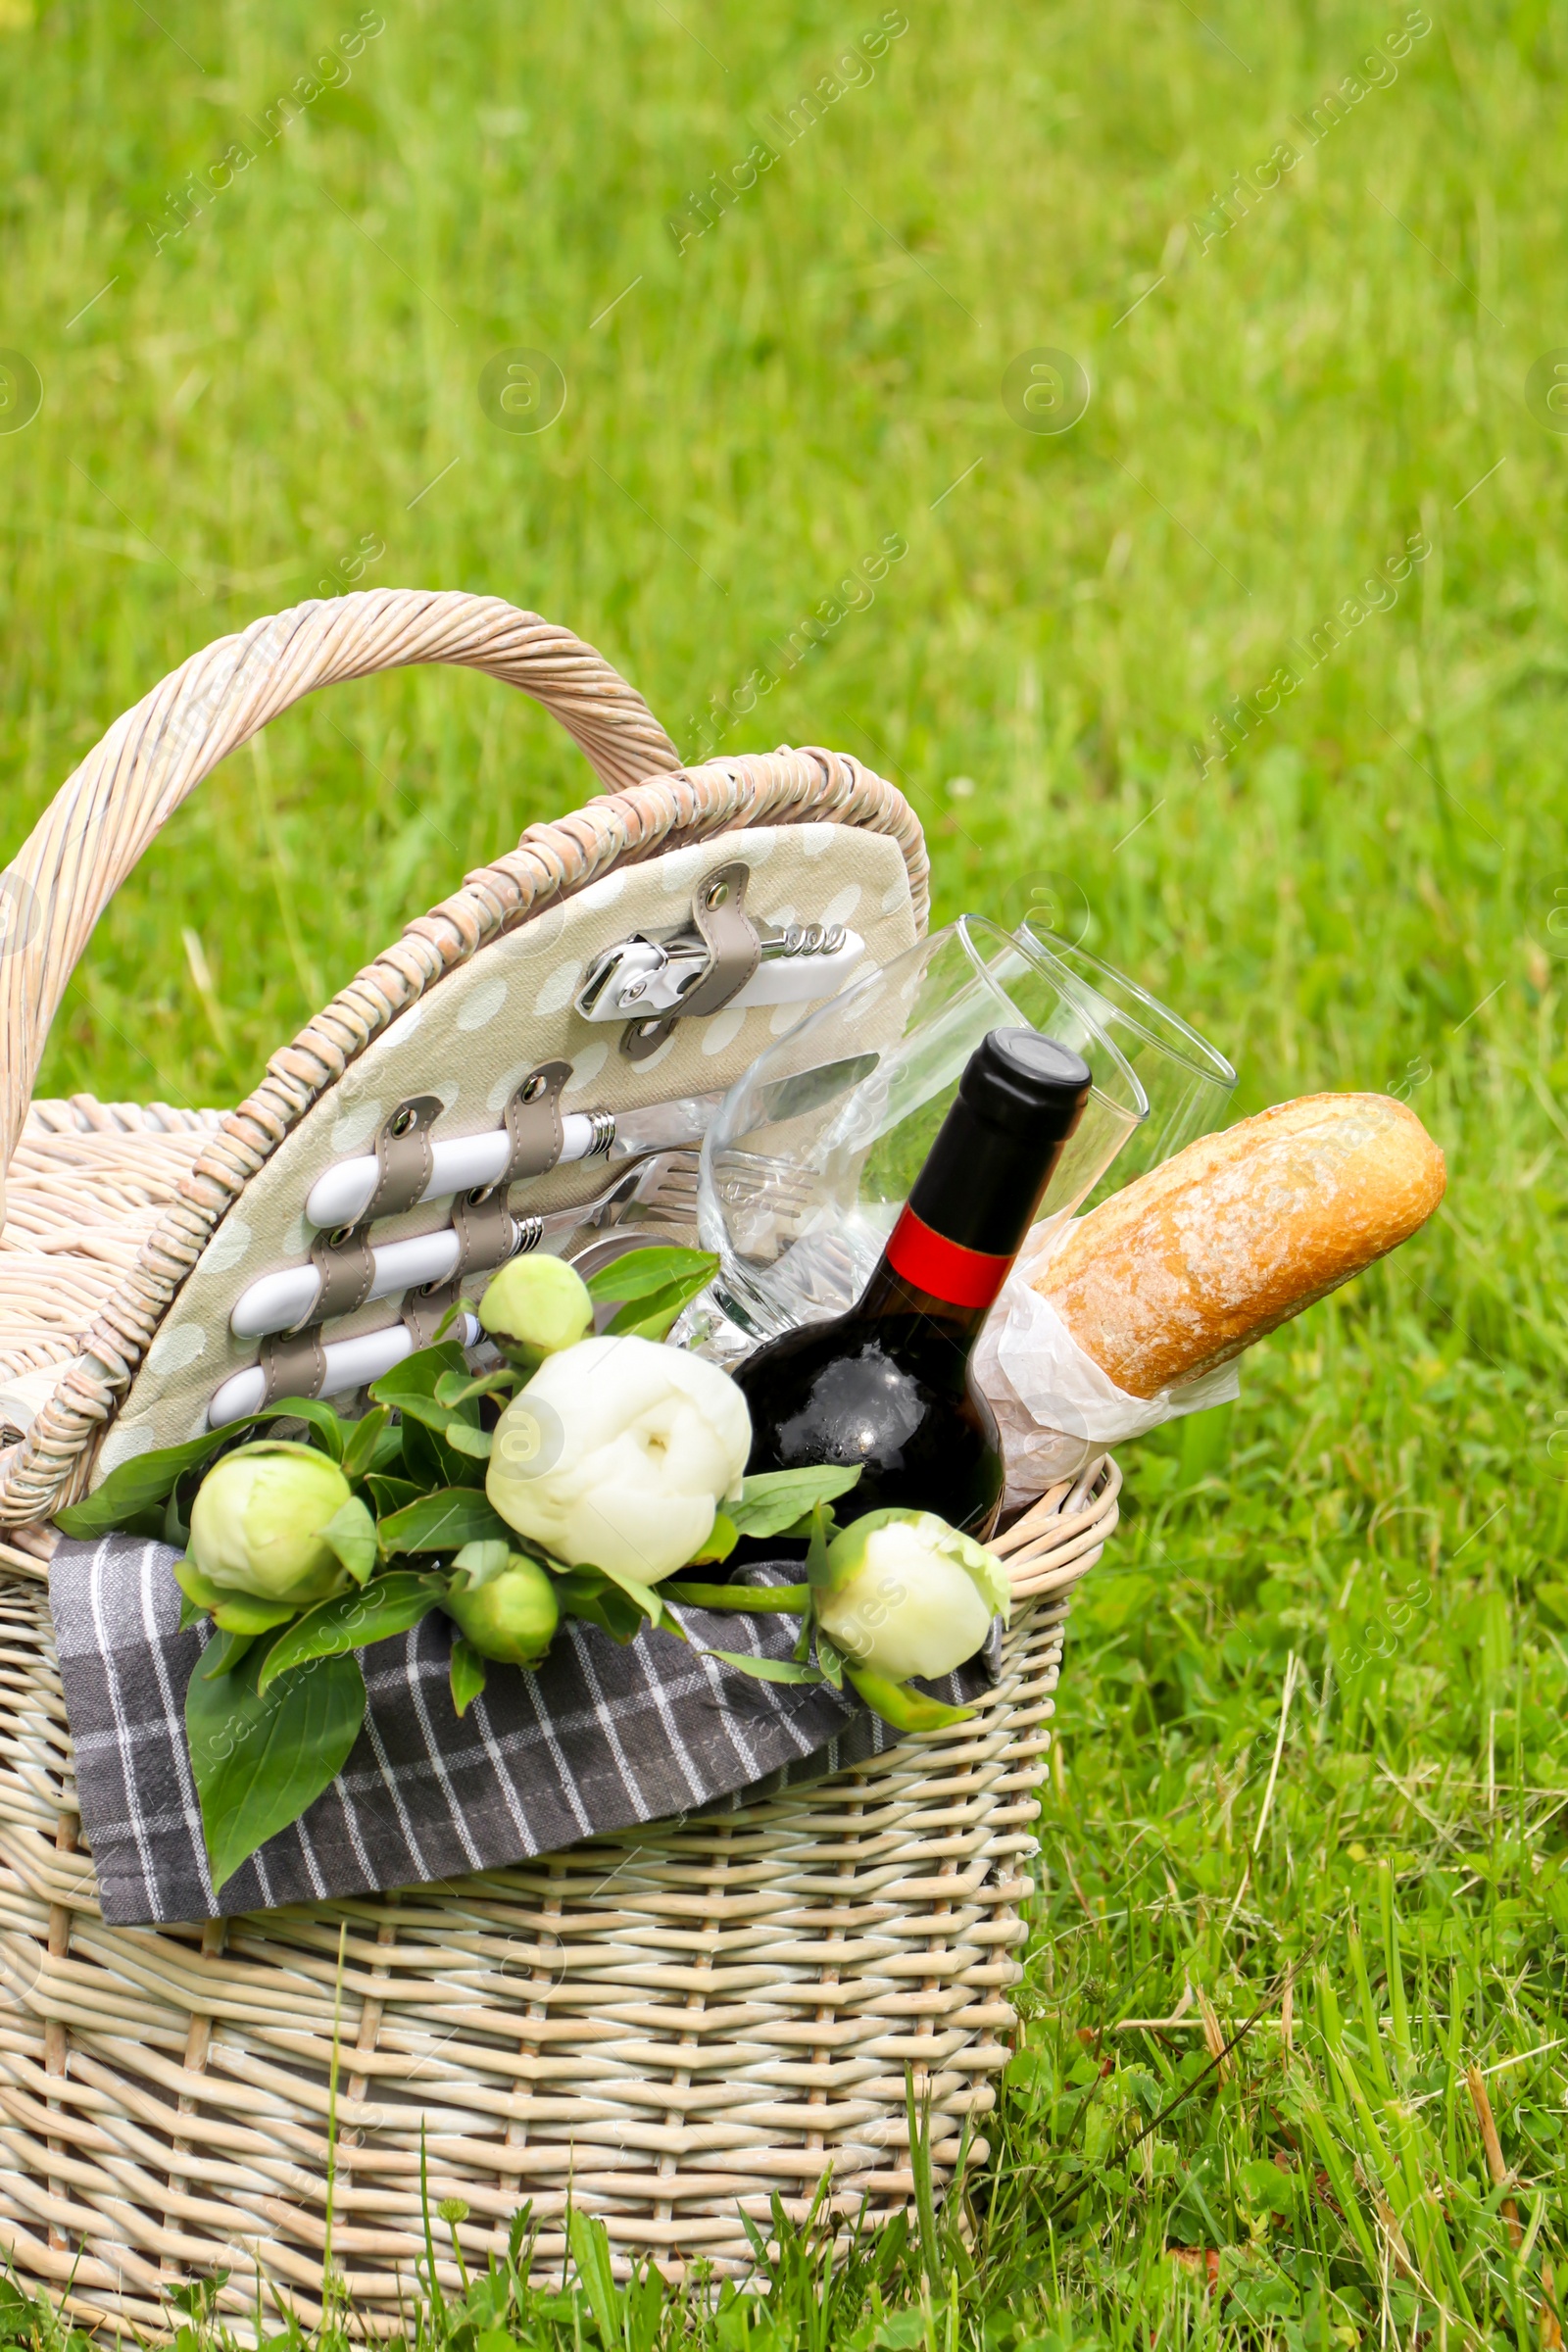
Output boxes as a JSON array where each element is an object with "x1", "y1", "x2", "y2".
[{"x1": 1038, "y1": 1093, "x2": 1446, "y2": 1398}]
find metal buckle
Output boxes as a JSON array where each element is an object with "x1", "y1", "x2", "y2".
[{"x1": 574, "y1": 862, "x2": 855, "y2": 1059}]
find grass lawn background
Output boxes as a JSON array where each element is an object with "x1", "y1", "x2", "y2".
[{"x1": 2, "y1": 0, "x2": 1566, "y2": 2342}]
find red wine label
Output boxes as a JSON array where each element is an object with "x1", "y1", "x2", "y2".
[{"x1": 884, "y1": 1204, "x2": 1012, "y2": 1311}]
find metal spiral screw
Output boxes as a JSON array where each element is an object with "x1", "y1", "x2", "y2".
[{"x1": 775, "y1": 923, "x2": 846, "y2": 957}]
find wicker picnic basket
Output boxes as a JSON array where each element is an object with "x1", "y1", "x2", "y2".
[{"x1": 0, "y1": 592, "x2": 1119, "y2": 2333}]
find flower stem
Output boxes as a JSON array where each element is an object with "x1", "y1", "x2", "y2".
[{"x1": 662, "y1": 1581, "x2": 811, "y2": 1612}]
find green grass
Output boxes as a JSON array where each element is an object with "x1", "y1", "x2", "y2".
[{"x1": 3, "y1": 0, "x2": 1567, "y2": 2341}]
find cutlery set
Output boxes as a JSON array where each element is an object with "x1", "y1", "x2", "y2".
[{"x1": 210, "y1": 1138, "x2": 708, "y2": 1423}]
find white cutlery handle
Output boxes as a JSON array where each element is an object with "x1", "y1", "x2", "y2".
[
  {"x1": 207, "y1": 1314, "x2": 482, "y2": 1428},
  {"x1": 303, "y1": 1091, "x2": 723, "y2": 1232},
  {"x1": 306, "y1": 1112, "x2": 606, "y2": 1232},
  {"x1": 229, "y1": 1227, "x2": 474, "y2": 1340}
]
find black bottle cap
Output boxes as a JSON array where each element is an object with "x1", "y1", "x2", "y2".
[
  {"x1": 902, "y1": 1026, "x2": 1094, "y2": 1268},
  {"x1": 957, "y1": 1027, "x2": 1092, "y2": 1143}
]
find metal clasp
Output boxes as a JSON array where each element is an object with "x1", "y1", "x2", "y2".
[
  {"x1": 575, "y1": 862, "x2": 760, "y2": 1061},
  {"x1": 575, "y1": 862, "x2": 860, "y2": 1059}
]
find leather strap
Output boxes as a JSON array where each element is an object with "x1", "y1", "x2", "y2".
[
  {"x1": 258, "y1": 1327, "x2": 327, "y2": 1406},
  {"x1": 401, "y1": 1285, "x2": 459, "y2": 1350},
  {"x1": 681, "y1": 862, "x2": 762, "y2": 1014},
  {"x1": 299, "y1": 1094, "x2": 443, "y2": 1329},
  {"x1": 366, "y1": 1095, "x2": 444, "y2": 1220},
  {"x1": 500, "y1": 1061, "x2": 571, "y2": 1181},
  {"x1": 305, "y1": 1226, "x2": 374, "y2": 1326},
  {"x1": 623, "y1": 861, "x2": 760, "y2": 1061},
  {"x1": 449, "y1": 1187, "x2": 520, "y2": 1281}
]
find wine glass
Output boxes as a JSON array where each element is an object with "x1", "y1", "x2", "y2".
[
  {"x1": 1017, "y1": 923, "x2": 1237, "y2": 1193},
  {"x1": 694, "y1": 915, "x2": 1149, "y2": 1347}
]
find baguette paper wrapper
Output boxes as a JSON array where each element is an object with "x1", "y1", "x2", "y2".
[{"x1": 974, "y1": 1220, "x2": 1239, "y2": 1512}]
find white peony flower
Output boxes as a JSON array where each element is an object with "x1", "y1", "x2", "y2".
[
  {"x1": 188, "y1": 1442, "x2": 355, "y2": 1605},
  {"x1": 486, "y1": 1335, "x2": 751, "y2": 1585},
  {"x1": 815, "y1": 1508, "x2": 1010, "y2": 1684}
]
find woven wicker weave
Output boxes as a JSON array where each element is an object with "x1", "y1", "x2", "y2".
[{"x1": 0, "y1": 594, "x2": 1117, "y2": 2326}]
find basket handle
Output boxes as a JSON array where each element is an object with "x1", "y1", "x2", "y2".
[{"x1": 0, "y1": 590, "x2": 680, "y2": 1174}]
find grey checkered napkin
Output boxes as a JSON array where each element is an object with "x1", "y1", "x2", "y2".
[{"x1": 49, "y1": 1535, "x2": 994, "y2": 1927}]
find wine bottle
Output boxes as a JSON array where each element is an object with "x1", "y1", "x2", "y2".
[{"x1": 734, "y1": 1027, "x2": 1091, "y2": 1538}]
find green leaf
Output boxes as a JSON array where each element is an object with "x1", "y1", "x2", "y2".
[
  {"x1": 450, "y1": 1539, "x2": 513, "y2": 1585},
  {"x1": 729, "y1": 1465, "x2": 863, "y2": 1541},
  {"x1": 843, "y1": 1663, "x2": 973, "y2": 1733},
  {"x1": 56, "y1": 1427, "x2": 236, "y2": 1538},
  {"x1": 688, "y1": 1511, "x2": 737, "y2": 1565},
  {"x1": 377, "y1": 1487, "x2": 513, "y2": 1557},
  {"x1": 567, "y1": 2209, "x2": 622, "y2": 2342},
  {"x1": 340, "y1": 1404, "x2": 390, "y2": 1481},
  {"x1": 55, "y1": 1395, "x2": 362, "y2": 1541},
  {"x1": 816, "y1": 1631, "x2": 846, "y2": 1690},
  {"x1": 449, "y1": 1636, "x2": 488, "y2": 1717},
  {"x1": 268, "y1": 1396, "x2": 349, "y2": 1461},
  {"x1": 434, "y1": 1368, "x2": 517, "y2": 1408},
  {"x1": 366, "y1": 1474, "x2": 422, "y2": 1519},
  {"x1": 698, "y1": 1646, "x2": 825, "y2": 1686},
  {"x1": 172, "y1": 1555, "x2": 224, "y2": 1615},
  {"x1": 185, "y1": 1633, "x2": 367, "y2": 1896},
  {"x1": 554, "y1": 1570, "x2": 648, "y2": 1644},
  {"x1": 366, "y1": 1417, "x2": 408, "y2": 1477},
  {"x1": 120, "y1": 1504, "x2": 172, "y2": 1540},
  {"x1": 321, "y1": 1495, "x2": 377, "y2": 1583},
  {"x1": 202, "y1": 1634, "x2": 257, "y2": 1678},
  {"x1": 433, "y1": 1296, "x2": 475, "y2": 1344},
  {"x1": 196, "y1": 1626, "x2": 254, "y2": 1680},
  {"x1": 400, "y1": 1410, "x2": 475, "y2": 1493},
  {"x1": 163, "y1": 1484, "x2": 190, "y2": 1550},
  {"x1": 368, "y1": 1341, "x2": 483, "y2": 1465},
  {"x1": 211, "y1": 1592, "x2": 299, "y2": 1637},
  {"x1": 593, "y1": 1555, "x2": 673, "y2": 1632},
  {"x1": 584, "y1": 1245, "x2": 718, "y2": 1302},
  {"x1": 381, "y1": 1390, "x2": 463, "y2": 1434},
  {"x1": 445, "y1": 1421, "x2": 494, "y2": 1460},
  {"x1": 369, "y1": 1341, "x2": 468, "y2": 1408},
  {"x1": 257, "y1": 1573, "x2": 447, "y2": 1690},
  {"x1": 604, "y1": 1265, "x2": 718, "y2": 1341},
  {"x1": 778, "y1": 1508, "x2": 849, "y2": 1543},
  {"x1": 170, "y1": 1556, "x2": 299, "y2": 1641},
  {"x1": 806, "y1": 1502, "x2": 832, "y2": 1590},
  {"x1": 662, "y1": 1580, "x2": 810, "y2": 1613}
]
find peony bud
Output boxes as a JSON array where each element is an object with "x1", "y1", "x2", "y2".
[
  {"x1": 442, "y1": 1544, "x2": 560, "y2": 1666},
  {"x1": 815, "y1": 1508, "x2": 1009, "y2": 1684},
  {"x1": 479, "y1": 1254, "x2": 594, "y2": 1366},
  {"x1": 188, "y1": 1442, "x2": 356, "y2": 1606},
  {"x1": 486, "y1": 1334, "x2": 751, "y2": 1585}
]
